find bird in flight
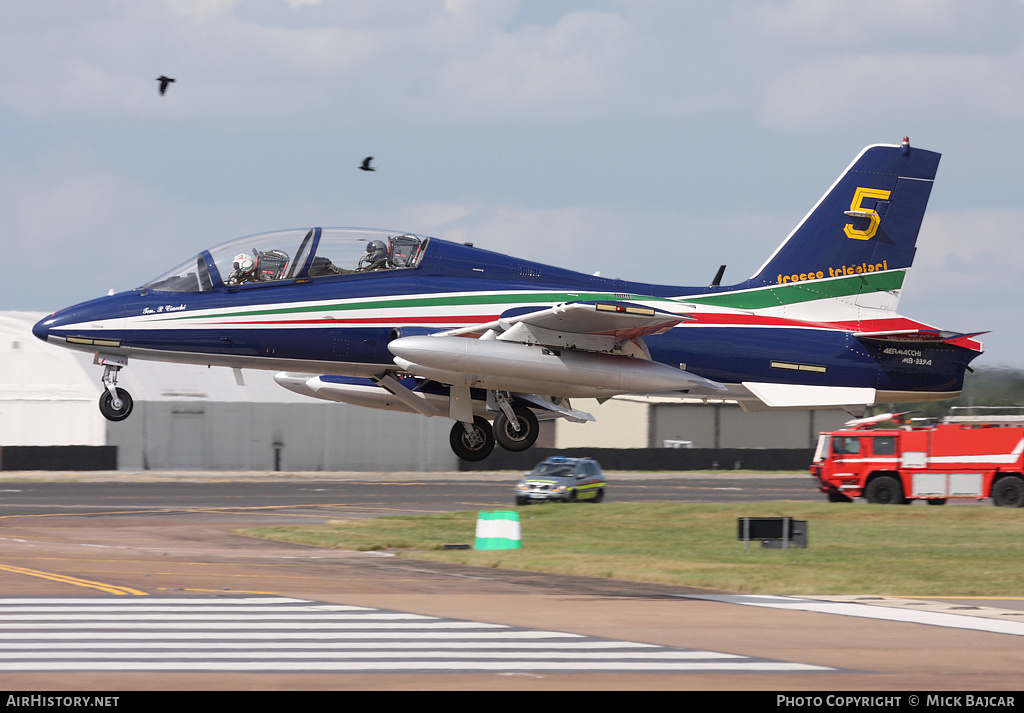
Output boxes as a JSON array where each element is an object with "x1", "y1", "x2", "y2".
[
  {"x1": 359, "y1": 156, "x2": 375, "y2": 172},
  {"x1": 157, "y1": 76, "x2": 175, "y2": 96}
]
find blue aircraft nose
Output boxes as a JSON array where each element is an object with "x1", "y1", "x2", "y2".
[
  {"x1": 32, "y1": 314, "x2": 55, "y2": 343},
  {"x1": 31, "y1": 295, "x2": 127, "y2": 349}
]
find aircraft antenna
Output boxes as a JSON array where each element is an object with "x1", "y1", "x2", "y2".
[{"x1": 711, "y1": 265, "x2": 726, "y2": 287}]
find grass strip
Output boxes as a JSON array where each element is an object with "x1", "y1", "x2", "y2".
[{"x1": 239, "y1": 502, "x2": 1024, "y2": 596}]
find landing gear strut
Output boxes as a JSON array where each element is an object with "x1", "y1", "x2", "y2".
[{"x1": 97, "y1": 356, "x2": 133, "y2": 422}]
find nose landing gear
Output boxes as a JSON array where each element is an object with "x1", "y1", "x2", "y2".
[{"x1": 97, "y1": 354, "x2": 133, "y2": 422}]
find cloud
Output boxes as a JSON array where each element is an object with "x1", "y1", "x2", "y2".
[
  {"x1": 424, "y1": 8, "x2": 632, "y2": 121},
  {"x1": 899, "y1": 208, "x2": 1024, "y2": 346},
  {"x1": 915, "y1": 208, "x2": 1024, "y2": 276},
  {"x1": 735, "y1": 0, "x2": 964, "y2": 48},
  {"x1": 0, "y1": 1, "x2": 633, "y2": 123},
  {"x1": 757, "y1": 51, "x2": 1024, "y2": 133}
]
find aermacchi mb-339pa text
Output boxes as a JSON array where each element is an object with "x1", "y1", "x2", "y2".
[{"x1": 33, "y1": 140, "x2": 984, "y2": 461}]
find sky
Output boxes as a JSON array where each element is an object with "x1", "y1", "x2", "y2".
[{"x1": 3, "y1": 0, "x2": 1024, "y2": 366}]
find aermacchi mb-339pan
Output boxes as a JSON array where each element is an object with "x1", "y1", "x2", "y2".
[{"x1": 33, "y1": 140, "x2": 984, "y2": 461}]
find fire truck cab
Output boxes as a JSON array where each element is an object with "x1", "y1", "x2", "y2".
[{"x1": 811, "y1": 411, "x2": 1024, "y2": 507}]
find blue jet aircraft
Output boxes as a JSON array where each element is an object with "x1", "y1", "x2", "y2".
[{"x1": 33, "y1": 139, "x2": 984, "y2": 460}]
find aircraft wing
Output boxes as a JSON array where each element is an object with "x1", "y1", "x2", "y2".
[
  {"x1": 434, "y1": 301, "x2": 692, "y2": 353},
  {"x1": 389, "y1": 301, "x2": 726, "y2": 395}
]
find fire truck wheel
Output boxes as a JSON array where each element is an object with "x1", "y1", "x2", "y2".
[
  {"x1": 864, "y1": 475, "x2": 906, "y2": 505},
  {"x1": 992, "y1": 476, "x2": 1024, "y2": 508}
]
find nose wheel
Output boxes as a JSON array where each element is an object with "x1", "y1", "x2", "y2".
[
  {"x1": 99, "y1": 387, "x2": 133, "y2": 421},
  {"x1": 97, "y1": 357, "x2": 133, "y2": 422}
]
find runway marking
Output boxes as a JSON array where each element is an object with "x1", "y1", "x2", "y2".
[
  {"x1": 684, "y1": 594, "x2": 1024, "y2": 637},
  {"x1": 0, "y1": 503, "x2": 446, "y2": 520},
  {"x1": 0, "y1": 595, "x2": 837, "y2": 674},
  {"x1": 0, "y1": 565, "x2": 146, "y2": 596}
]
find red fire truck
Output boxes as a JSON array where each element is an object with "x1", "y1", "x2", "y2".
[{"x1": 811, "y1": 411, "x2": 1024, "y2": 507}]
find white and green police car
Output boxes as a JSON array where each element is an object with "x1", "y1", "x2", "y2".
[{"x1": 515, "y1": 457, "x2": 606, "y2": 505}]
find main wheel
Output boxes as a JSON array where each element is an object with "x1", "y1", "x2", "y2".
[
  {"x1": 99, "y1": 388, "x2": 133, "y2": 422},
  {"x1": 493, "y1": 405, "x2": 539, "y2": 452},
  {"x1": 863, "y1": 475, "x2": 906, "y2": 504},
  {"x1": 992, "y1": 476, "x2": 1024, "y2": 508},
  {"x1": 449, "y1": 417, "x2": 494, "y2": 461}
]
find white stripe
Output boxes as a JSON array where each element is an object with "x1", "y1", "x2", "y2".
[
  {"x1": 0, "y1": 661, "x2": 830, "y2": 672},
  {"x1": 0, "y1": 613, "x2": 435, "y2": 621},
  {"x1": 687, "y1": 595, "x2": 1024, "y2": 637},
  {"x1": 0, "y1": 630, "x2": 581, "y2": 640},
  {"x1": 0, "y1": 606, "x2": 368, "y2": 613},
  {"x1": 1, "y1": 650, "x2": 743, "y2": 661},
  {"x1": 0, "y1": 641, "x2": 653, "y2": 650},
  {"x1": 475, "y1": 519, "x2": 521, "y2": 541},
  {"x1": 0, "y1": 622, "x2": 507, "y2": 630},
  {"x1": 0, "y1": 596, "x2": 836, "y2": 674},
  {"x1": 0, "y1": 598, "x2": 310, "y2": 605}
]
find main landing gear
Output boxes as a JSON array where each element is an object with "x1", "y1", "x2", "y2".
[
  {"x1": 493, "y1": 404, "x2": 539, "y2": 452},
  {"x1": 449, "y1": 393, "x2": 541, "y2": 461},
  {"x1": 97, "y1": 355, "x2": 133, "y2": 422},
  {"x1": 449, "y1": 417, "x2": 495, "y2": 461}
]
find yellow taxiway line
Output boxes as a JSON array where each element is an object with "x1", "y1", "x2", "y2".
[{"x1": 0, "y1": 564, "x2": 147, "y2": 596}]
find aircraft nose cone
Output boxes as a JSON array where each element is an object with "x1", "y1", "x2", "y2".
[{"x1": 32, "y1": 314, "x2": 55, "y2": 343}]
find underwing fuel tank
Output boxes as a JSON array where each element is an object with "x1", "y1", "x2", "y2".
[
  {"x1": 273, "y1": 372, "x2": 492, "y2": 420},
  {"x1": 387, "y1": 335, "x2": 724, "y2": 396}
]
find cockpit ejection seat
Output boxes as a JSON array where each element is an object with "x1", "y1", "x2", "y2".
[{"x1": 255, "y1": 250, "x2": 289, "y2": 281}]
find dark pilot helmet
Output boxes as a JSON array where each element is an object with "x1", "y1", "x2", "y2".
[{"x1": 365, "y1": 240, "x2": 387, "y2": 261}]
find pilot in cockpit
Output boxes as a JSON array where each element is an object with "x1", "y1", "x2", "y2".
[
  {"x1": 358, "y1": 240, "x2": 390, "y2": 271},
  {"x1": 227, "y1": 253, "x2": 258, "y2": 285},
  {"x1": 227, "y1": 249, "x2": 291, "y2": 284}
]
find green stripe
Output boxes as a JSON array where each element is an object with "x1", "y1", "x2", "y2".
[
  {"x1": 153, "y1": 291, "x2": 676, "y2": 322},
  {"x1": 147, "y1": 270, "x2": 906, "y2": 323},
  {"x1": 681, "y1": 271, "x2": 906, "y2": 310}
]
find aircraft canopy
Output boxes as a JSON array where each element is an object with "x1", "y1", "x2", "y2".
[{"x1": 142, "y1": 228, "x2": 430, "y2": 293}]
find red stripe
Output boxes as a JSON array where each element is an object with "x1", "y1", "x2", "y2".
[{"x1": 203, "y1": 314, "x2": 501, "y2": 327}]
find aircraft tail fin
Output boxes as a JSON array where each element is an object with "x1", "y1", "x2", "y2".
[{"x1": 742, "y1": 140, "x2": 940, "y2": 315}]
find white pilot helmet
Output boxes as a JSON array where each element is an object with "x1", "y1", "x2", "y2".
[{"x1": 233, "y1": 253, "x2": 255, "y2": 274}]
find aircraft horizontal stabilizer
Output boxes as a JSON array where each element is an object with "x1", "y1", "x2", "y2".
[
  {"x1": 854, "y1": 328, "x2": 986, "y2": 353},
  {"x1": 854, "y1": 328, "x2": 986, "y2": 343}
]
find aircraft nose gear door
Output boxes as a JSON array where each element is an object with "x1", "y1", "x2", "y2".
[{"x1": 96, "y1": 353, "x2": 133, "y2": 422}]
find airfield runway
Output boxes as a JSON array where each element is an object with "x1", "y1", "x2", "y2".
[{"x1": 0, "y1": 471, "x2": 1021, "y2": 691}]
